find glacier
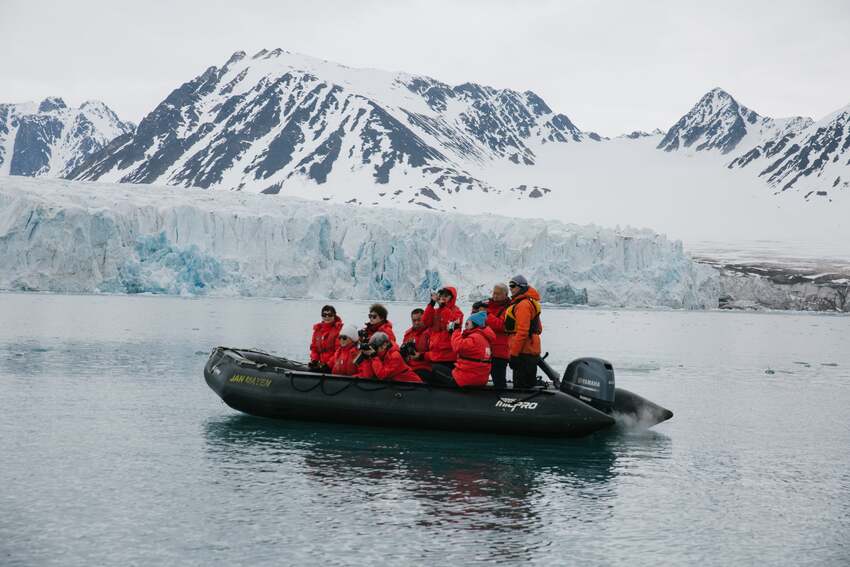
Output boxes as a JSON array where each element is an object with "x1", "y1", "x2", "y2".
[{"x1": 0, "y1": 176, "x2": 722, "y2": 308}]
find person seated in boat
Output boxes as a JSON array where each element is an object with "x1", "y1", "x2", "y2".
[
  {"x1": 330, "y1": 324, "x2": 373, "y2": 378},
  {"x1": 473, "y1": 283, "x2": 511, "y2": 389},
  {"x1": 422, "y1": 287, "x2": 463, "y2": 378},
  {"x1": 505, "y1": 275, "x2": 543, "y2": 389},
  {"x1": 401, "y1": 308, "x2": 432, "y2": 382},
  {"x1": 361, "y1": 303, "x2": 397, "y2": 345},
  {"x1": 448, "y1": 311, "x2": 496, "y2": 387},
  {"x1": 363, "y1": 332, "x2": 422, "y2": 383},
  {"x1": 308, "y1": 305, "x2": 342, "y2": 371}
]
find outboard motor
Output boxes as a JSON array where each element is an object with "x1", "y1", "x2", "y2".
[{"x1": 561, "y1": 358, "x2": 616, "y2": 414}]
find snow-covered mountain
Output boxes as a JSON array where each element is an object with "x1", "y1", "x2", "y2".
[
  {"x1": 655, "y1": 87, "x2": 850, "y2": 197},
  {"x1": 0, "y1": 97, "x2": 133, "y2": 177},
  {"x1": 68, "y1": 49, "x2": 588, "y2": 202},
  {"x1": 728, "y1": 104, "x2": 850, "y2": 195}
]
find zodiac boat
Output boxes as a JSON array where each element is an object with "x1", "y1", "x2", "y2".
[{"x1": 204, "y1": 347, "x2": 673, "y2": 438}]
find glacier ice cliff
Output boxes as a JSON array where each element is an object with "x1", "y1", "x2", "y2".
[{"x1": 0, "y1": 177, "x2": 722, "y2": 308}]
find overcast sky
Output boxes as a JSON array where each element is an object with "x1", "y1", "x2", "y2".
[{"x1": 1, "y1": 0, "x2": 848, "y2": 136}]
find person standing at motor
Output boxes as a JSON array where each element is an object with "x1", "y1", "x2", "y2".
[
  {"x1": 308, "y1": 305, "x2": 342, "y2": 371},
  {"x1": 473, "y1": 283, "x2": 511, "y2": 388},
  {"x1": 422, "y1": 287, "x2": 463, "y2": 376},
  {"x1": 504, "y1": 275, "x2": 543, "y2": 389},
  {"x1": 401, "y1": 308, "x2": 432, "y2": 382},
  {"x1": 449, "y1": 311, "x2": 496, "y2": 387}
]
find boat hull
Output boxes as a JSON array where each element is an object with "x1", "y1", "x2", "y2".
[{"x1": 204, "y1": 347, "x2": 618, "y2": 438}]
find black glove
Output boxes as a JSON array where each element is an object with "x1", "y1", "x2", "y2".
[{"x1": 308, "y1": 360, "x2": 320, "y2": 369}]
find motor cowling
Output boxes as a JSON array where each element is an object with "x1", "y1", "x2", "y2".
[{"x1": 561, "y1": 357, "x2": 616, "y2": 414}]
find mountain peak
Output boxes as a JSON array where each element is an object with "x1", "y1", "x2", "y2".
[
  {"x1": 657, "y1": 88, "x2": 764, "y2": 154},
  {"x1": 225, "y1": 50, "x2": 246, "y2": 66},
  {"x1": 38, "y1": 96, "x2": 67, "y2": 113}
]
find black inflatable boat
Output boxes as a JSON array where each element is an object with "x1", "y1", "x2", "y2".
[{"x1": 204, "y1": 347, "x2": 673, "y2": 438}]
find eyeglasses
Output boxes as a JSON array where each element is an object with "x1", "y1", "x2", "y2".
[
  {"x1": 368, "y1": 313, "x2": 380, "y2": 319},
  {"x1": 322, "y1": 312, "x2": 334, "y2": 317},
  {"x1": 508, "y1": 283, "x2": 518, "y2": 288},
  {"x1": 339, "y1": 335, "x2": 350, "y2": 341}
]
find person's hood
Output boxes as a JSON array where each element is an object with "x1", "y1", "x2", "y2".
[
  {"x1": 464, "y1": 326, "x2": 497, "y2": 343},
  {"x1": 441, "y1": 286, "x2": 458, "y2": 309},
  {"x1": 481, "y1": 326, "x2": 497, "y2": 342}
]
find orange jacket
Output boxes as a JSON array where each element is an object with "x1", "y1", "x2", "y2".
[
  {"x1": 506, "y1": 287, "x2": 542, "y2": 357},
  {"x1": 422, "y1": 286, "x2": 463, "y2": 362},
  {"x1": 451, "y1": 326, "x2": 497, "y2": 387},
  {"x1": 310, "y1": 317, "x2": 342, "y2": 366},
  {"x1": 369, "y1": 345, "x2": 423, "y2": 383},
  {"x1": 330, "y1": 343, "x2": 373, "y2": 378}
]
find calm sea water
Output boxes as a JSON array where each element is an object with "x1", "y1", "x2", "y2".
[{"x1": 1, "y1": 293, "x2": 848, "y2": 566}]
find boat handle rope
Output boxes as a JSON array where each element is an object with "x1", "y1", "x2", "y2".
[{"x1": 286, "y1": 372, "x2": 421, "y2": 395}]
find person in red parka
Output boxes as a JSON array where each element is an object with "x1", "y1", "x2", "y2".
[
  {"x1": 330, "y1": 324, "x2": 373, "y2": 378},
  {"x1": 422, "y1": 287, "x2": 463, "y2": 372},
  {"x1": 401, "y1": 308, "x2": 432, "y2": 382},
  {"x1": 473, "y1": 283, "x2": 511, "y2": 388},
  {"x1": 309, "y1": 305, "x2": 342, "y2": 370},
  {"x1": 365, "y1": 332, "x2": 422, "y2": 383},
  {"x1": 450, "y1": 311, "x2": 497, "y2": 387},
  {"x1": 362, "y1": 303, "x2": 397, "y2": 345}
]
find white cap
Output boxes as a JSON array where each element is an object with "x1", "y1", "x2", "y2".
[{"x1": 340, "y1": 324, "x2": 358, "y2": 340}]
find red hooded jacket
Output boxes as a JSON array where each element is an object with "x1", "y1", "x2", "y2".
[
  {"x1": 484, "y1": 299, "x2": 510, "y2": 360},
  {"x1": 364, "y1": 320, "x2": 397, "y2": 346},
  {"x1": 422, "y1": 286, "x2": 464, "y2": 363},
  {"x1": 450, "y1": 326, "x2": 497, "y2": 387},
  {"x1": 402, "y1": 325, "x2": 431, "y2": 372},
  {"x1": 369, "y1": 345, "x2": 422, "y2": 383},
  {"x1": 310, "y1": 316, "x2": 342, "y2": 366},
  {"x1": 330, "y1": 343, "x2": 373, "y2": 378}
]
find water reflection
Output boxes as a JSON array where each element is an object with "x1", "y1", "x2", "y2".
[{"x1": 203, "y1": 415, "x2": 671, "y2": 561}]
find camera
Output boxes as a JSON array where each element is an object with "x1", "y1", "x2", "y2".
[
  {"x1": 399, "y1": 341, "x2": 417, "y2": 359},
  {"x1": 358, "y1": 341, "x2": 373, "y2": 352},
  {"x1": 357, "y1": 329, "x2": 369, "y2": 341}
]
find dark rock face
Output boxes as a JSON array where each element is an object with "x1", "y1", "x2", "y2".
[
  {"x1": 68, "y1": 49, "x2": 586, "y2": 200},
  {"x1": 0, "y1": 98, "x2": 133, "y2": 177},
  {"x1": 10, "y1": 115, "x2": 64, "y2": 176}
]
